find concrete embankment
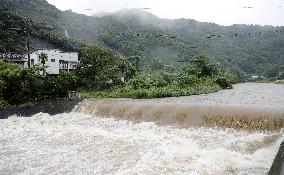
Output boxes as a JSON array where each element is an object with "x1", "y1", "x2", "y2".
[
  {"x1": 268, "y1": 141, "x2": 284, "y2": 175},
  {"x1": 0, "y1": 99, "x2": 83, "y2": 119}
]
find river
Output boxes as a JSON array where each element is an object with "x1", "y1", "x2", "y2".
[{"x1": 1, "y1": 83, "x2": 284, "y2": 175}]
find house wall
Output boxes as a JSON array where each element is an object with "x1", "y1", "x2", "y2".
[{"x1": 28, "y1": 49, "x2": 78, "y2": 75}]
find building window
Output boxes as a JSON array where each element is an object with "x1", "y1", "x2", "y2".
[
  {"x1": 51, "y1": 59, "x2": 55, "y2": 62},
  {"x1": 59, "y1": 60, "x2": 68, "y2": 69},
  {"x1": 31, "y1": 59, "x2": 34, "y2": 65}
]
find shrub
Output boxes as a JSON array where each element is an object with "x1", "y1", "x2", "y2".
[
  {"x1": 0, "y1": 97, "x2": 8, "y2": 108},
  {"x1": 127, "y1": 72, "x2": 168, "y2": 89},
  {"x1": 183, "y1": 54, "x2": 220, "y2": 78},
  {"x1": 214, "y1": 71, "x2": 236, "y2": 89},
  {"x1": 0, "y1": 61, "x2": 35, "y2": 104},
  {"x1": 176, "y1": 74, "x2": 200, "y2": 88},
  {"x1": 43, "y1": 72, "x2": 79, "y2": 98},
  {"x1": 0, "y1": 61, "x2": 80, "y2": 106}
]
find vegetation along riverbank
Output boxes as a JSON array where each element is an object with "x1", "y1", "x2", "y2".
[{"x1": 1, "y1": 0, "x2": 283, "y2": 107}]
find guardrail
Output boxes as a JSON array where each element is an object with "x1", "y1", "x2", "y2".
[{"x1": 268, "y1": 141, "x2": 284, "y2": 175}]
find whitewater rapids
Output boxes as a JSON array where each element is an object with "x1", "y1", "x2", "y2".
[
  {"x1": 1, "y1": 112, "x2": 283, "y2": 175},
  {"x1": 1, "y1": 83, "x2": 284, "y2": 174}
]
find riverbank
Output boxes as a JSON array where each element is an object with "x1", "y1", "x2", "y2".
[
  {"x1": 75, "y1": 83, "x2": 284, "y2": 130},
  {"x1": 81, "y1": 81, "x2": 222, "y2": 99},
  {"x1": 1, "y1": 83, "x2": 284, "y2": 174},
  {"x1": 2, "y1": 83, "x2": 283, "y2": 121},
  {"x1": 0, "y1": 99, "x2": 83, "y2": 119},
  {"x1": 255, "y1": 79, "x2": 284, "y2": 85}
]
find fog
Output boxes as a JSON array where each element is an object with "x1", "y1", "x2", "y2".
[{"x1": 47, "y1": 0, "x2": 284, "y2": 26}]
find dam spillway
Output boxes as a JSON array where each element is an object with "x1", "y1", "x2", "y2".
[
  {"x1": 74, "y1": 100, "x2": 284, "y2": 130},
  {"x1": 74, "y1": 83, "x2": 284, "y2": 130},
  {"x1": 1, "y1": 83, "x2": 284, "y2": 174}
]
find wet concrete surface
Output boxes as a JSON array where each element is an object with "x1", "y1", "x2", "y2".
[{"x1": 0, "y1": 99, "x2": 83, "y2": 119}]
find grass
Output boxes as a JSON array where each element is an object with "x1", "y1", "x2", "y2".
[
  {"x1": 82, "y1": 83, "x2": 221, "y2": 99},
  {"x1": 255, "y1": 78, "x2": 284, "y2": 85},
  {"x1": 275, "y1": 80, "x2": 284, "y2": 84}
]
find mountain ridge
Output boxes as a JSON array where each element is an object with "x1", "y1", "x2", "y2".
[{"x1": 1, "y1": 0, "x2": 284, "y2": 76}]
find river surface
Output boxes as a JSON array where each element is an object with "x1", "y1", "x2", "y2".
[
  {"x1": 1, "y1": 83, "x2": 284, "y2": 175},
  {"x1": 140, "y1": 83, "x2": 284, "y2": 106}
]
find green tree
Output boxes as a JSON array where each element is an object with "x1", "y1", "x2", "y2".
[
  {"x1": 118, "y1": 59, "x2": 138, "y2": 82},
  {"x1": 77, "y1": 45, "x2": 124, "y2": 89},
  {"x1": 38, "y1": 52, "x2": 48, "y2": 76},
  {"x1": 0, "y1": 6, "x2": 27, "y2": 53},
  {"x1": 0, "y1": 61, "x2": 80, "y2": 106},
  {"x1": 0, "y1": 61, "x2": 39, "y2": 104},
  {"x1": 150, "y1": 57, "x2": 164, "y2": 71},
  {"x1": 265, "y1": 65, "x2": 283, "y2": 78},
  {"x1": 183, "y1": 54, "x2": 220, "y2": 78},
  {"x1": 44, "y1": 72, "x2": 79, "y2": 98}
]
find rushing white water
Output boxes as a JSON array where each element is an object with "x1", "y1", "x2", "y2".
[
  {"x1": 74, "y1": 83, "x2": 284, "y2": 130},
  {"x1": 0, "y1": 112, "x2": 283, "y2": 175},
  {"x1": 1, "y1": 83, "x2": 284, "y2": 174}
]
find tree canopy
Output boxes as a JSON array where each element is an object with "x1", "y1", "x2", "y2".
[
  {"x1": 77, "y1": 45, "x2": 135, "y2": 89},
  {"x1": 1, "y1": 0, "x2": 284, "y2": 77}
]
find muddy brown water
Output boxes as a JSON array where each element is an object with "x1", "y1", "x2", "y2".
[
  {"x1": 1, "y1": 83, "x2": 284, "y2": 175},
  {"x1": 75, "y1": 83, "x2": 284, "y2": 130}
]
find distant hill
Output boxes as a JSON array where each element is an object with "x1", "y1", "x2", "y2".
[
  {"x1": 0, "y1": 5, "x2": 84, "y2": 54},
  {"x1": 92, "y1": 12, "x2": 111, "y2": 18},
  {"x1": 1, "y1": 0, "x2": 284, "y2": 76}
]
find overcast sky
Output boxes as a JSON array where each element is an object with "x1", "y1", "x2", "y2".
[{"x1": 47, "y1": 0, "x2": 284, "y2": 26}]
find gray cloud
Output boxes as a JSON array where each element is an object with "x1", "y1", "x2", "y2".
[{"x1": 47, "y1": 0, "x2": 284, "y2": 26}]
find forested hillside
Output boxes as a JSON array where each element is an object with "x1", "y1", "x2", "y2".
[
  {"x1": 1, "y1": 0, "x2": 284, "y2": 76},
  {"x1": 0, "y1": 6, "x2": 84, "y2": 54}
]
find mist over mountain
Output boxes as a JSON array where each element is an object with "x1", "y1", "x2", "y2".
[
  {"x1": 1, "y1": 0, "x2": 284, "y2": 76},
  {"x1": 92, "y1": 12, "x2": 111, "y2": 18}
]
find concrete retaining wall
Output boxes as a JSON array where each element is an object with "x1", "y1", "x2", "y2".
[{"x1": 0, "y1": 99, "x2": 82, "y2": 119}]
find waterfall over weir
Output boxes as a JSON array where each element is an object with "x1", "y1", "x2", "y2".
[
  {"x1": 74, "y1": 99, "x2": 284, "y2": 130},
  {"x1": 1, "y1": 83, "x2": 284, "y2": 174}
]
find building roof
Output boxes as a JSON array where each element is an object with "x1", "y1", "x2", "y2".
[{"x1": 0, "y1": 53, "x2": 26, "y2": 60}]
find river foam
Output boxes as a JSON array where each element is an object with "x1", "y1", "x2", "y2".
[
  {"x1": 0, "y1": 112, "x2": 283, "y2": 175},
  {"x1": 74, "y1": 99, "x2": 284, "y2": 130},
  {"x1": 74, "y1": 83, "x2": 284, "y2": 130},
  {"x1": 1, "y1": 83, "x2": 284, "y2": 174}
]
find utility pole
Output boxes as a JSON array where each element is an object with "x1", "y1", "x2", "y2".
[
  {"x1": 23, "y1": 28, "x2": 31, "y2": 68},
  {"x1": 27, "y1": 32, "x2": 31, "y2": 68}
]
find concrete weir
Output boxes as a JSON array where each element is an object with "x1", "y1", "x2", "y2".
[
  {"x1": 0, "y1": 99, "x2": 83, "y2": 119},
  {"x1": 73, "y1": 83, "x2": 284, "y2": 174},
  {"x1": 1, "y1": 83, "x2": 284, "y2": 174},
  {"x1": 73, "y1": 98, "x2": 284, "y2": 174},
  {"x1": 74, "y1": 99, "x2": 284, "y2": 130}
]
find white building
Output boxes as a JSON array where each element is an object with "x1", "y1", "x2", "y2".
[
  {"x1": 0, "y1": 53, "x2": 26, "y2": 68},
  {"x1": 1, "y1": 49, "x2": 79, "y2": 75},
  {"x1": 28, "y1": 49, "x2": 79, "y2": 75}
]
